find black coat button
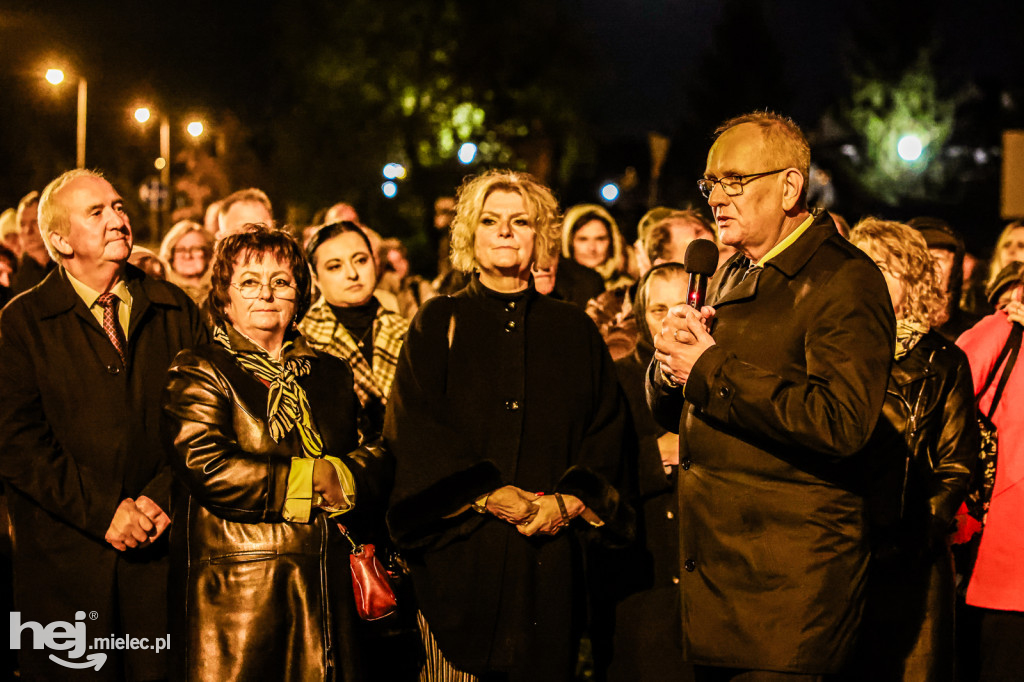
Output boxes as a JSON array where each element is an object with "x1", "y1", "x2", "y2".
[
  {"x1": 682, "y1": 459, "x2": 691, "y2": 471},
  {"x1": 684, "y1": 558, "x2": 696, "y2": 572},
  {"x1": 506, "y1": 301, "x2": 517, "y2": 311},
  {"x1": 505, "y1": 320, "x2": 517, "y2": 332},
  {"x1": 106, "y1": 365, "x2": 120, "y2": 374},
  {"x1": 719, "y1": 386, "x2": 731, "y2": 398}
]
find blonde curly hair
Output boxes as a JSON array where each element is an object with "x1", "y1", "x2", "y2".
[
  {"x1": 449, "y1": 170, "x2": 562, "y2": 273},
  {"x1": 850, "y1": 217, "x2": 948, "y2": 328}
]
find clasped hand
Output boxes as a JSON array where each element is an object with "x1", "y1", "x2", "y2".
[
  {"x1": 104, "y1": 495, "x2": 170, "y2": 551},
  {"x1": 653, "y1": 304, "x2": 716, "y2": 386},
  {"x1": 480, "y1": 486, "x2": 585, "y2": 537}
]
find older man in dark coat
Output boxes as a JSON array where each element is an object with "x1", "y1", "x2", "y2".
[
  {"x1": 647, "y1": 113, "x2": 895, "y2": 681},
  {"x1": 0, "y1": 169, "x2": 207, "y2": 681}
]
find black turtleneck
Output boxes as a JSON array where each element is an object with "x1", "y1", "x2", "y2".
[{"x1": 329, "y1": 297, "x2": 380, "y2": 364}]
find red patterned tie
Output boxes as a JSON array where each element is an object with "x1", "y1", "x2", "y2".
[{"x1": 96, "y1": 292, "x2": 127, "y2": 365}]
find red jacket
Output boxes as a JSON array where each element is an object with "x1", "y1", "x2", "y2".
[{"x1": 958, "y1": 312, "x2": 1024, "y2": 610}]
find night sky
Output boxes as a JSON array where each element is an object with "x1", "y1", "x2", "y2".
[{"x1": 2, "y1": 0, "x2": 1023, "y2": 250}]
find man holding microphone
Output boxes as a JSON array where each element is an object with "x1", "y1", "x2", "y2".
[{"x1": 646, "y1": 112, "x2": 895, "y2": 681}]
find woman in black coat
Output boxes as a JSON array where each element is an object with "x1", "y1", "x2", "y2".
[
  {"x1": 845, "y1": 218, "x2": 978, "y2": 681},
  {"x1": 162, "y1": 227, "x2": 393, "y2": 681},
  {"x1": 385, "y1": 170, "x2": 633, "y2": 681}
]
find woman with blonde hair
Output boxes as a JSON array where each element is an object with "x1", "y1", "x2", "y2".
[
  {"x1": 986, "y1": 220, "x2": 1024, "y2": 288},
  {"x1": 386, "y1": 170, "x2": 632, "y2": 681},
  {"x1": 159, "y1": 219, "x2": 214, "y2": 304},
  {"x1": 845, "y1": 218, "x2": 977, "y2": 681}
]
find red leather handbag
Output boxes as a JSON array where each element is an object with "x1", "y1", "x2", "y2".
[{"x1": 337, "y1": 523, "x2": 398, "y2": 621}]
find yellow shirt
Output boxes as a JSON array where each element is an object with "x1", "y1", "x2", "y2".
[
  {"x1": 65, "y1": 271, "x2": 132, "y2": 336},
  {"x1": 755, "y1": 214, "x2": 815, "y2": 267}
]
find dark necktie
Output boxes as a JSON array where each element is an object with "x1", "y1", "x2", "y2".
[{"x1": 96, "y1": 292, "x2": 127, "y2": 365}]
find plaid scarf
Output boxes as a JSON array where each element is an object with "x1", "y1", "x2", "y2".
[
  {"x1": 298, "y1": 295, "x2": 409, "y2": 406},
  {"x1": 213, "y1": 325, "x2": 323, "y2": 458}
]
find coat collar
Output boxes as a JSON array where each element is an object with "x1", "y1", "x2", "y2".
[
  {"x1": 34, "y1": 264, "x2": 185, "y2": 346},
  {"x1": 711, "y1": 209, "x2": 837, "y2": 308}
]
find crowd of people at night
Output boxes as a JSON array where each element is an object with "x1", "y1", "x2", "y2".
[{"x1": 0, "y1": 110, "x2": 1023, "y2": 682}]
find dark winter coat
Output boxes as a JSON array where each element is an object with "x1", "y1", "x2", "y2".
[
  {"x1": 0, "y1": 265, "x2": 208, "y2": 681},
  {"x1": 604, "y1": 341, "x2": 688, "y2": 682},
  {"x1": 647, "y1": 212, "x2": 896, "y2": 674},
  {"x1": 385, "y1": 277, "x2": 633, "y2": 678},
  {"x1": 161, "y1": 333, "x2": 393, "y2": 682},
  {"x1": 846, "y1": 330, "x2": 977, "y2": 682}
]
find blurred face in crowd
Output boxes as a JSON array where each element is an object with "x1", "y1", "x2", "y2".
[
  {"x1": 0, "y1": 254, "x2": 14, "y2": 288},
  {"x1": 999, "y1": 226, "x2": 1024, "y2": 270},
  {"x1": 312, "y1": 231, "x2": 377, "y2": 308},
  {"x1": 224, "y1": 253, "x2": 297, "y2": 347},
  {"x1": 855, "y1": 239, "x2": 906, "y2": 318},
  {"x1": 325, "y1": 203, "x2": 359, "y2": 225},
  {"x1": 644, "y1": 272, "x2": 689, "y2": 340},
  {"x1": 655, "y1": 218, "x2": 716, "y2": 266},
  {"x1": 705, "y1": 123, "x2": 791, "y2": 261},
  {"x1": 50, "y1": 176, "x2": 133, "y2": 272},
  {"x1": 19, "y1": 201, "x2": 45, "y2": 258},
  {"x1": 474, "y1": 190, "x2": 535, "y2": 283},
  {"x1": 929, "y1": 247, "x2": 955, "y2": 292},
  {"x1": 434, "y1": 197, "x2": 455, "y2": 231},
  {"x1": 218, "y1": 201, "x2": 272, "y2": 240},
  {"x1": 531, "y1": 259, "x2": 557, "y2": 295},
  {"x1": 385, "y1": 248, "x2": 410, "y2": 280},
  {"x1": 171, "y1": 230, "x2": 212, "y2": 278},
  {"x1": 572, "y1": 219, "x2": 611, "y2": 269}
]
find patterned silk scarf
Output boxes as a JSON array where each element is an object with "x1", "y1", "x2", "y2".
[
  {"x1": 213, "y1": 325, "x2": 324, "y2": 458},
  {"x1": 894, "y1": 318, "x2": 929, "y2": 360}
]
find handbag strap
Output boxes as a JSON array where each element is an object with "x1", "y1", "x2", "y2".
[{"x1": 983, "y1": 322, "x2": 1023, "y2": 419}]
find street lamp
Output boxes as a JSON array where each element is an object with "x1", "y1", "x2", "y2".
[
  {"x1": 133, "y1": 107, "x2": 206, "y2": 236},
  {"x1": 45, "y1": 67, "x2": 87, "y2": 169}
]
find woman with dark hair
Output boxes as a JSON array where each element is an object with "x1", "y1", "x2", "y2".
[
  {"x1": 562, "y1": 203, "x2": 633, "y2": 290},
  {"x1": 299, "y1": 221, "x2": 410, "y2": 433},
  {"x1": 844, "y1": 218, "x2": 978, "y2": 681},
  {"x1": 385, "y1": 170, "x2": 633, "y2": 681},
  {"x1": 162, "y1": 226, "x2": 393, "y2": 681}
]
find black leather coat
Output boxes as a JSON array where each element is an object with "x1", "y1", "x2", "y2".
[
  {"x1": 847, "y1": 330, "x2": 978, "y2": 681},
  {"x1": 162, "y1": 334, "x2": 393, "y2": 682}
]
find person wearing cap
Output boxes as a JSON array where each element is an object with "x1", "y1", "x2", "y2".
[{"x1": 908, "y1": 217, "x2": 982, "y2": 341}]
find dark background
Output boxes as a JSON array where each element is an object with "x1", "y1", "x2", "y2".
[{"x1": 2, "y1": 0, "x2": 1023, "y2": 269}]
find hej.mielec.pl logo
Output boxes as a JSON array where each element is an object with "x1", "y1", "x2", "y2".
[{"x1": 10, "y1": 610, "x2": 171, "y2": 671}]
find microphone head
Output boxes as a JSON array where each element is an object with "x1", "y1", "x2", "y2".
[{"x1": 684, "y1": 238, "x2": 719, "y2": 276}]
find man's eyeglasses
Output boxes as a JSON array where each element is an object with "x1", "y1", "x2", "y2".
[
  {"x1": 231, "y1": 278, "x2": 297, "y2": 300},
  {"x1": 698, "y1": 169, "x2": 788, "y2": 199}
]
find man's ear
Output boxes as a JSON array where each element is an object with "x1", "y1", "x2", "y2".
[
  {"x1": 780, "y1": 169, "x2": 804, "y2": 212},
  {"x1": 48, "y1": 231, "x2": 73, "y2": 259}
]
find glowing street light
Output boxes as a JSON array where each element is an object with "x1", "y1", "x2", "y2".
[
  {"x1": 458, "y1": 142, "x2": 478, "y2": 165},
  {"x1": 382, "y1": 181, "x2": 398, "y2": 198},
  {"x1": 383, "y1": 163, "x2": 407, "y2": 180},
  {"x1": 187, "y1": 121, "x2": 204, "y2": 137},
  {"x1": 897, "y1": 134, "x2": 923, "y2": 162},
  {"x1": 599, "y1": 182, "x2": 620, "y2": 203},
  {"x1": 134, "y1": 107, "x2": 152, "y2": 124},
  {"x1": 45, "y1": 67, "x2": 87, "y2": 168}
]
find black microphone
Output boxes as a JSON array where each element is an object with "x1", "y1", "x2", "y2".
[{"x1": 684, "y1": 239, "x2": 719, "y2": 309}]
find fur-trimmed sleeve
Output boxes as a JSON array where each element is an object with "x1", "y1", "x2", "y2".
[{"x1": 385, "y1": 297, "x2": 503, "y2": 548}]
